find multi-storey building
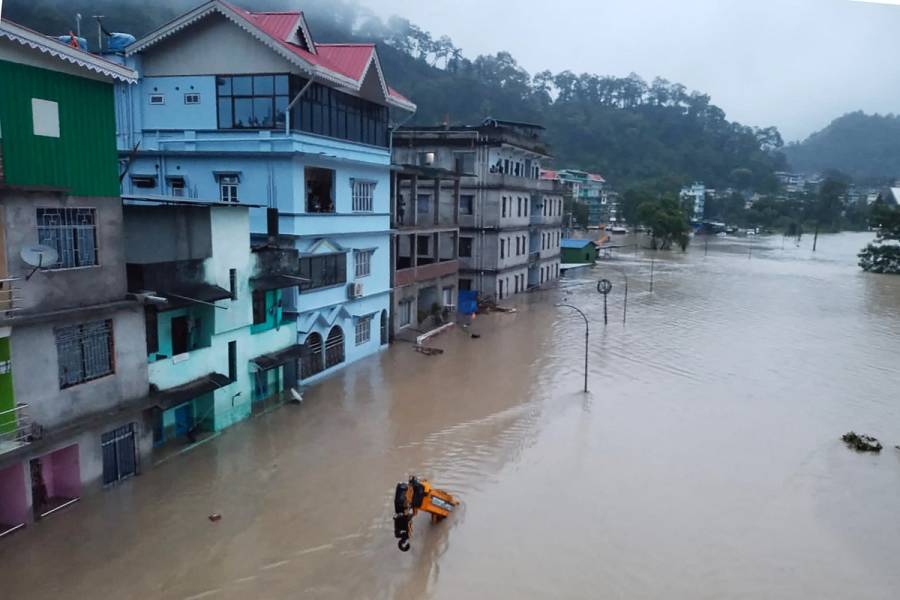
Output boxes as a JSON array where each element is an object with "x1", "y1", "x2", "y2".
[
  {"x1": 123, "y1": 202, "x2": 298, "y2": 448},
  {"x1": 393, "y1": 119, "x2": 562, "y2": 300},
  {"x1": 680, "y1": 182, "x2": 710, "y2": 223},
  {"x1": 389, "y1": 165, "x2": 460, "y2": 339},
  {"x1": 546, "y1": 169, "x2": 607, "y2": 227},
  {"x1": 115, "y1": 0, "x2": 414, "y2": 385},
  {"x1": 0, "y1": 19, "x2": 144, "y2": 533}
]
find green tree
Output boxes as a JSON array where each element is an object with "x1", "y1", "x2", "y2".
[
  {"x1": 637, "y1": 196, "x2": 691, "y2": 250},
  {"x1": 859, "y1": 203, "x2": 900, "y2": 273}
]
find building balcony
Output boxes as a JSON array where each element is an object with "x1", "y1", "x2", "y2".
[
  {"x1": 148, "y1": 345, "x2": 220, "y2": 392},
  {"x1": 395, "y1": 260, "x2": 459, "y2": 287},
  {"x1": 0, "y1": 277, "x2": 21, "y2": 318},
  {"x1": 480, "y1": 173, "x2": 557, "y2": 192},
  {"x1": 0, "y1": 403, "x2": 36, "y2": 456},
  {"x1": 528, "y1": 251, "x2": 540, "y2": 264}
]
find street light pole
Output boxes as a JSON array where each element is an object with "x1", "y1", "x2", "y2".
[{"x1": 555, "y1": 303, "x2": 589, "y2": 393}]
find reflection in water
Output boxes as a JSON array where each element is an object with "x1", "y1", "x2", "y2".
[{"x1": 3, "y1": 232, "x2": 900, "y2": 600}]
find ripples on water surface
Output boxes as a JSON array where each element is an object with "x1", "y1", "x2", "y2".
[{"x1": 3, "y1": 232, "x2": 900, "y2": 600}]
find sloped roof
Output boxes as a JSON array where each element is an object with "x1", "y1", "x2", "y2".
[
  {"x1": 561, "y1": 239, "x2": 595, "y2": 249},
  {"x1": 0, "y1": 18, "x2": 137, "y2": 83},
  {"x1": 127, "y1": 0, "x2": 414, "y2": 111},
  {"x1": 540, "y1": 169, "x2": 559, "y2": 181},
  {"x1": 588, "y1": 173, "x2": 606, "y2": 183}
]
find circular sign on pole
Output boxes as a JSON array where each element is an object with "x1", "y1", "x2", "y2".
[{"x1": 597, "y1": 279, "x2": 613, "y2": 295}]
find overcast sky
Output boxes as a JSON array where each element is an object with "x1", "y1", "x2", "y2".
[{"x1": 357, "y1": 0, "x2": 900, "y2": 141}]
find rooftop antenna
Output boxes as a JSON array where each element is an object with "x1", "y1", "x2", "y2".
[
  {"x1": 92, "y1": 15, "x2": 104, "y2": 52},
  {"x1": 20, "y1": 245, "x2": 59, "y2": 280}
]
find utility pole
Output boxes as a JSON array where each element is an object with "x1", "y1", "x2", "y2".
[
  {"x1": 93, "y1": 15, "x2": 104, "y2": 52},
  {"x1": 649, "y1": 256, "x2": 655, "y2": 293}
]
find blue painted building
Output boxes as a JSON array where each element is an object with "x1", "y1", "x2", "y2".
[{"x1": 114, "y1": 0, "x2": 415, "y2": 386}]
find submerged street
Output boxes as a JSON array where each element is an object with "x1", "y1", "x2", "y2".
[{"x1": 4, "y1": 232, "x2": 900, "y2": 600}]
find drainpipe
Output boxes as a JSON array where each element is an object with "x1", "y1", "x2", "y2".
[{"x1": 285, "y1": 79, "x2": 315, "y2": 136}]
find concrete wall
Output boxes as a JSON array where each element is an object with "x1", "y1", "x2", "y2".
[
  {"x1": 140, "y1": 76, "x2": 218, "y2": 131},
  {"x1": 1, "y1": 190, "x2": 127, "y2": 313},
  {"x1": 10, "y1": 305, "x2": 149, "y2": 430},
  {"x1": 123, "y1": 205, "x2": 212, "y2": 263}
]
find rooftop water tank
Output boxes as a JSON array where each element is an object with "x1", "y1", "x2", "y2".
[{"x1": 107, "y1": 33, "x2": 136, "y2": 53}]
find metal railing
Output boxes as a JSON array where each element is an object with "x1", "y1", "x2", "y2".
[
  {"x1": 0, "y1": 277, "x2": 22, "y2": 315},
  {"x1": 0, "y1": 403, "x2": 37, "y2": 452}
]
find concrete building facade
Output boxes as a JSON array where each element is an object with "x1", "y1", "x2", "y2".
[
  {"x1": 0, "y1": 18, "x2": 143, "y2": 535},
  {"x1": 393, "y1": 119, "x2": 562, "y2": 301},
  {"x1": 114, "y1": 1, "x2": 415, "y2": 386}
]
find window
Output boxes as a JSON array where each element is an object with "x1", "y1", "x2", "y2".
[
  {"x1": 518, "y1": 197, "x2": 522, "y2": 217},
  {"x1": 228, "y1": 340, "x2": 237, "y2": 382},
  {"x1": 354, "y1": 250, "x2": 372, "y2": 278},
  {"x1": 417, "y1": 193, "x2": 431, "y2": 216},
  {"x1": 170, "y1": 315, "x2": 190, "y2": 355},
  {"x1": 184, "y1": 93, "x2": 200, "y2": 105},
  {"x1": 32, "y1": 98, "x2": 60, "y2": 138},
  {"x1": 442, "y1": 286, "x2": 454, "y2": 306},
  {"x1": 216, "y1": 74, "x2": 288, "y2": 129},
  {"x1": 500, "y1": 238, "x2": 505, "y2": 259},
  {"x1": 300, "y1": 332, "x2": 324, "y2": 379},
  {"x1": 298, "y1": 253, "x2": 347, "y2": 291},
  {"x1": 417, "y1": 235, "x2": 431, "y2": 257},
  {"x1": 351, "y1": 179, "x2": 375, "y2": 212},
  {"x1": 502, "y1": 197, "x2": 507, "y2": 218},
  {"x1": 399, "y1": 300, "x2": 413, "y2": 327},
  {"x1": 218, "y1": 175, "x2": 239, "y2": 203},
  {"x1": 460, "y1": 194, "x2": 474, "y2": 215},
  {"x1": 498, "y1": 278, "x2": 504, "y2": 299},
  {"x1": 417, "y1": 151, "x2": 435, "y2": 166},
  {"x1": 504, "y1": 159, "x2": 510, "y2": 174},
  {"x1": 306, "y1": 167, "x2": 334, "y2": 213},
  {"x1": 459, "y1": 237, "x2": 473, "y2": 257},
  {"x1": 37, "y1": 208, "x2": 98, "y2": 269},
  {"x1": 454, "y1": 151, "x2": 476, "y2": 174},
  {"x1": 325, "y1": 326, "x2": 345, "y2": 368},
  {"x1": 132, "y1": 175, "x2": 156, "y2": 189},
  {"x1": 148, "y1": 94, "x2": 165, "y2": 105},
  {"x1": 55, "y1": 320, "x2": 114, "y2": 388},
  {"x1": 167, "y1": 176, "x2": 185, "y2": 197},
  {"x1": 355, "y1": 316, "x2": 372, "y2": 346},
  {"x1": 252, "y1": 290, "x2": 268, "y2": 325},
  {"x1": 460, "y1": 278, "x2": 472, "y2": 291}
]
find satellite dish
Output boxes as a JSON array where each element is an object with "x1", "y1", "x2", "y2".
[{"x1": 20, "y1": 244, "x2": 59, "y2": 280}]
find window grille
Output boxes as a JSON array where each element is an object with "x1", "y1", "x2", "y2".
[
  {"x1": 355, "y1": 316, "x2": 372, "y2": 346},
  {"x1": 55, "y1": 320, "x2": 114, "y2": 388},
  {"x1": 354, "y1": 250, "x2": 372, "y2": 278},
  {"x1": 37, "y1": 208, "x2": 98, "y2": 269},
  {"x1": 351, "y1": 180, "x2": 375, "y2": 212}
]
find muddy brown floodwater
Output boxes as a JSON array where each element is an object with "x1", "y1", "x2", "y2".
[{"x1": 4, "y1": 232, "x2": 900, "y2": 599}]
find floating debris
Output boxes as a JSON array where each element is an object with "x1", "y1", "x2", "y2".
[
  {"x1": 208, "y1": 513, "x2": 222, "y2": 522},
  {"x1": 841, "y1": 432, "x2": 882, "y2": 453},
  {"x1": 414, "y1": 345, "x2": 444, "y2": 356}
]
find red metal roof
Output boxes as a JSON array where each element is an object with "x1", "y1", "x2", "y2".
[
  {"x1": 221, "y1": 2, "x2": 410, "y2": 106},
  {"x1": 588, "y1": 173, "x2": 606, "y2": 183},
  {"x1": 540, "y1": 169, "x2": 559, "y2": 180}
]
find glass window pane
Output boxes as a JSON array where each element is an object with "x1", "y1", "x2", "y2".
[
  {"x1": 253, "y1": 75, "x2": 274, "y2": 95},
  {"x1": 217, "y1": 76, "x2": 232, "y2": 96},
  {"x1": 253, "y1": 97, "x2": 274, "y2": 128},
  {"x1": 275, "y1": 75, "x2": 289, "y2": 95},
  {"x1": 275, "y1": 96, "x2": 288, "y2": 128},
  {"x1": 218, "y1": 98, "x2": 233, "y2": 128},
  {"x1": 232, "y1": 76, "x2": 252, "y2": 95},
  {"x1": 234, "y1": 98, "x2": 253, "y2": 128}
]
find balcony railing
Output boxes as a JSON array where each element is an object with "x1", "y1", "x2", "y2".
[
  {"x1": 395, "y1": 260, "x2": 459, "y2": 287},
  {"x1": 0, "y1": 403, "x2": 37, "y2": 454},
  {"x1": 0, "y1": 277, "x2": 22, "y2": 317}
]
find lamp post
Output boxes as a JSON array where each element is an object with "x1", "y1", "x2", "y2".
[{"x1": 555, "y1": 303, "x2": 589, "y2": 393}]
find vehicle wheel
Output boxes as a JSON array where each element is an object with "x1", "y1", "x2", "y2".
[{"x1": 398, "y1": 538, "x2": 411, "y2": 552}]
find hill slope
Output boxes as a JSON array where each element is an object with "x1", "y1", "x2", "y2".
[
  {"x1": 784, "y1": 112, "x2": 900, "y2": 183},
  {"x1": 5, "y1": 0, "x2": 786, "y2": 191}
]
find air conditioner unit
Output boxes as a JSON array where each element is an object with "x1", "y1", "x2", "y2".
[{"x1": 347, "y1": 282, "x2": 364, "y2": 299}]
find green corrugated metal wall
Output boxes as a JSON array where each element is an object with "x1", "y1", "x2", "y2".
[{"x1": 0, "y1": 59, "x2": 120, "y2": 196}]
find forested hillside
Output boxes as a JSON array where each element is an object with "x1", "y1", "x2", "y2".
[
  {"x1": 784, "y1": 111, "x2": 900, "y2": 183},
  {"x1": 6, "y1": 0, "x2": 787, "y2": 191}
]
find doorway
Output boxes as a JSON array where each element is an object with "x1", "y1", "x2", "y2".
[
  {"x1": 171, "y1": 316, "x2": 189, "y2": 355},
  {"x1": 101, "y1": 424, "x2": 137, "y2": 486}
]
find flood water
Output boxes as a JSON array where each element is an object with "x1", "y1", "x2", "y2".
[{"x1": 4, "y1": 232, "x2": 900, "y2": 600}]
